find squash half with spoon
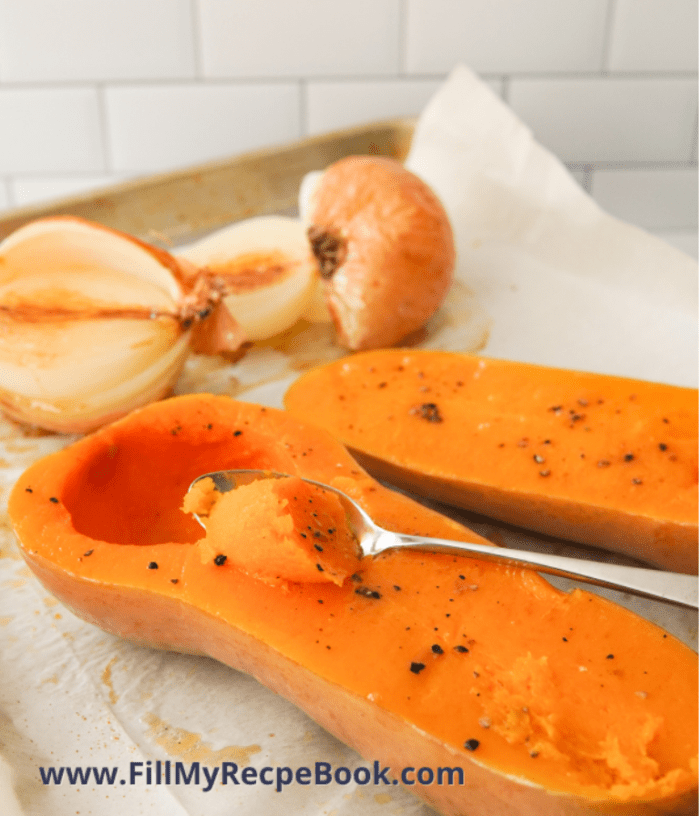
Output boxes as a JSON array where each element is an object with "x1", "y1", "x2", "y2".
[{"x1": 8, "y1": 394, "x2": 698, "y2": 816}]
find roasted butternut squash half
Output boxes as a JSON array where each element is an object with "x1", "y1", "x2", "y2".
[
  {"x1": 8, "y1": 394, "x2": 698, "y2": 815},
  {"x1": 284, "y1": 350, "x2": 699, "y2": 574}
]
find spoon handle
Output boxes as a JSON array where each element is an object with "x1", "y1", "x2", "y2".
[{"x1": 375, "y1": 532, "x2": 698, "y2": 608}]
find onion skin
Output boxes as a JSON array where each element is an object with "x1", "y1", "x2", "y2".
[{"x1": 307, "y1": 156, "x2": 456, "y2": 350}]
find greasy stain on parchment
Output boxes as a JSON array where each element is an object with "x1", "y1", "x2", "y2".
[
  {"x1": 144, "y1": 712, "x2": 261, "y2": 765},
  {"x1": 374, "y1": 792, "x2": 393, "y2": 805},
  {"x1": 101, "y1": 656, "x2": 119, "y2": 705}
]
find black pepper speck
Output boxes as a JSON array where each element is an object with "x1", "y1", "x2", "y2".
[{"x1": 355, "y1": 586, "x2": 381, "y2": 599}]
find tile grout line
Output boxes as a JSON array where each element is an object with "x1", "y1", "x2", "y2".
[
  {"x1": 398, "y1": 0, "x2": 408, "y2": 75},
  {"x1": 190, "y1": 0, "x2": 204, "y2": 81},
  {"x1": 95, "y1": 83, "x2": 113, "y2": 175},
  {"x1": 600, "y1": 0, "x2": 619, "y2": 73},
  {"x1": 0, "y1": 71, "x2": 696, "y2": 92},
  {"x1": 299, "y1": 79, "x2": 309, "y2": 139}
]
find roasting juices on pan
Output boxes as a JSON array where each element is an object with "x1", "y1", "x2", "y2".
[{"x1": 8, "y1": 394, "x2": 698, "y2": 816}]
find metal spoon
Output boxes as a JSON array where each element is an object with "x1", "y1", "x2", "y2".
[{"x1": 189, "y1": 469, "x2": 698, "y2": 609}]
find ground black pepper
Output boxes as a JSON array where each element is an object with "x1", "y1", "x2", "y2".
[
  {"x1": 410, "y1": 662, "x2": 426, "y2": 674},
  {"x1": 412, "y1": 403, "x2": 443, "y2": 423},
  {"x1": 431, "y1": 644, "x2": 444, "y2": 654},
  {"x1": 49, "y1": 496, "x2": 59, "y2": 503},
  {"x1": 214, "y1": 554, "x2": 227, "y2": 566},
  {"x1": 464, "y1": 739, "x2": 480, "y2": 751},
  {"x1": 147, "y1": 562, "x2": 158, "y2": 570},
  {"x1": 355, "y1": 586, "x2": 381, "y2": 599}
]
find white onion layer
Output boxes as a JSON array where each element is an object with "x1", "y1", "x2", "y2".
[
  {"x1": 0, "y1": 217, "x2": 192, "y2": 433},
  {"x1": 179, "y1": 215, "x2": 318, "y2": 340}
]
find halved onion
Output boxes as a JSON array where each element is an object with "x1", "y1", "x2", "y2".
[
  {"x1": 178, "y1": 216, "x2": 317, "y2": 341},
  {"x1": 301, "y1": 156, "x2": 456, "y2": 350},
  {"x1": 0, "y1": 216, "x2": 229, "y2": 434}
]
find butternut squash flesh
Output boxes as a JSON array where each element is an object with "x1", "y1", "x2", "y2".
[
  {"x1": 7, "y1": 394, "x2": 698, "y2": 815},
  {"x1": 284, "y1": 350, "x2": 699, "y2": 574},
  {"x1": 184, "y1": 474, "x2": 362, "y2": 585}
]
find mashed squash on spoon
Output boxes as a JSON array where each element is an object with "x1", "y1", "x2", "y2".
[{"x1": 183, "y1": 474, "x2": 362, "y2": 586}]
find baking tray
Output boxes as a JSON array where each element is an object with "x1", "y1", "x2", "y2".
[
  {"x1": 0, "y1": 117, "x2": 415, "y2": 246},
  {"x1": 0, "y1": 114, "x2": 695, "y2": 646},
  {"x1": 0, "y1": 113, "x2": 696, "y2": 816}
]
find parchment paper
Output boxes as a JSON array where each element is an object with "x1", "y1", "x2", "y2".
[{"x1": 0, "y1": 64, "x2": 696, "y2": 816}]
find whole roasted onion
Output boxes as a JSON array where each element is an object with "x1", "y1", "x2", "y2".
[{"x1": 302, "y1": 156, "x2": 456, "y2": 350}]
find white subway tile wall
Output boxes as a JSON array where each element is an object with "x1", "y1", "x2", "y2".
[
  {"x1": 0, "y1": 0, "x2": 696, "y2": 255},
  {"x1": 105, "y1": 83, "x2": 301, "y2": 173}
]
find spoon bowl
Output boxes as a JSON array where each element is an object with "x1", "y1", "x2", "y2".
[{"x1": 189, "y1": 469, "x2": 698, "y2": 609}]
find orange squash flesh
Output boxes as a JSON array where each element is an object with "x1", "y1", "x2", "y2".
[
  {"x1": 7, "y1": 394, "x2": 698, "y2": 816},
  {"x1": 185, "y1": 474, "x2": 362, "y2": 585},
  {"x1": 284, "y1": 350, "x2": 699, "y2": 574}
]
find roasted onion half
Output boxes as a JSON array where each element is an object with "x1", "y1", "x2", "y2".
[
  {"x1": 0, "y1": 216, "x2": 229, "y2": 434},
  {"x1": 178, "y1": 215, "x2": 318, "y2": 341},
  {"x1": 301, "y1": 156, "x2": 456, "y2": 350}
]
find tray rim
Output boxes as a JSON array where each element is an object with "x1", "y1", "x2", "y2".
[{"x1": 0, "y1": 116, "x2": 417, "y2": 245}]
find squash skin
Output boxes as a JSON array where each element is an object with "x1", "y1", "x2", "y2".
[
  {"x1": 8, "y1": 394, "x2": 698, "y2": 816},
  {"x1": 284, "y1": 350, "x2": 699, "y2": 574}
]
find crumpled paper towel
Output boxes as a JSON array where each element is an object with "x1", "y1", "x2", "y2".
[{"x1": 0, "y1": 64, "x2": 696, "y2": 816}]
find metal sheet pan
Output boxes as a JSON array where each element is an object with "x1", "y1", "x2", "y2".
[{"x1": 0, "y1": 117, "x2": 415, "y2": 246}]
